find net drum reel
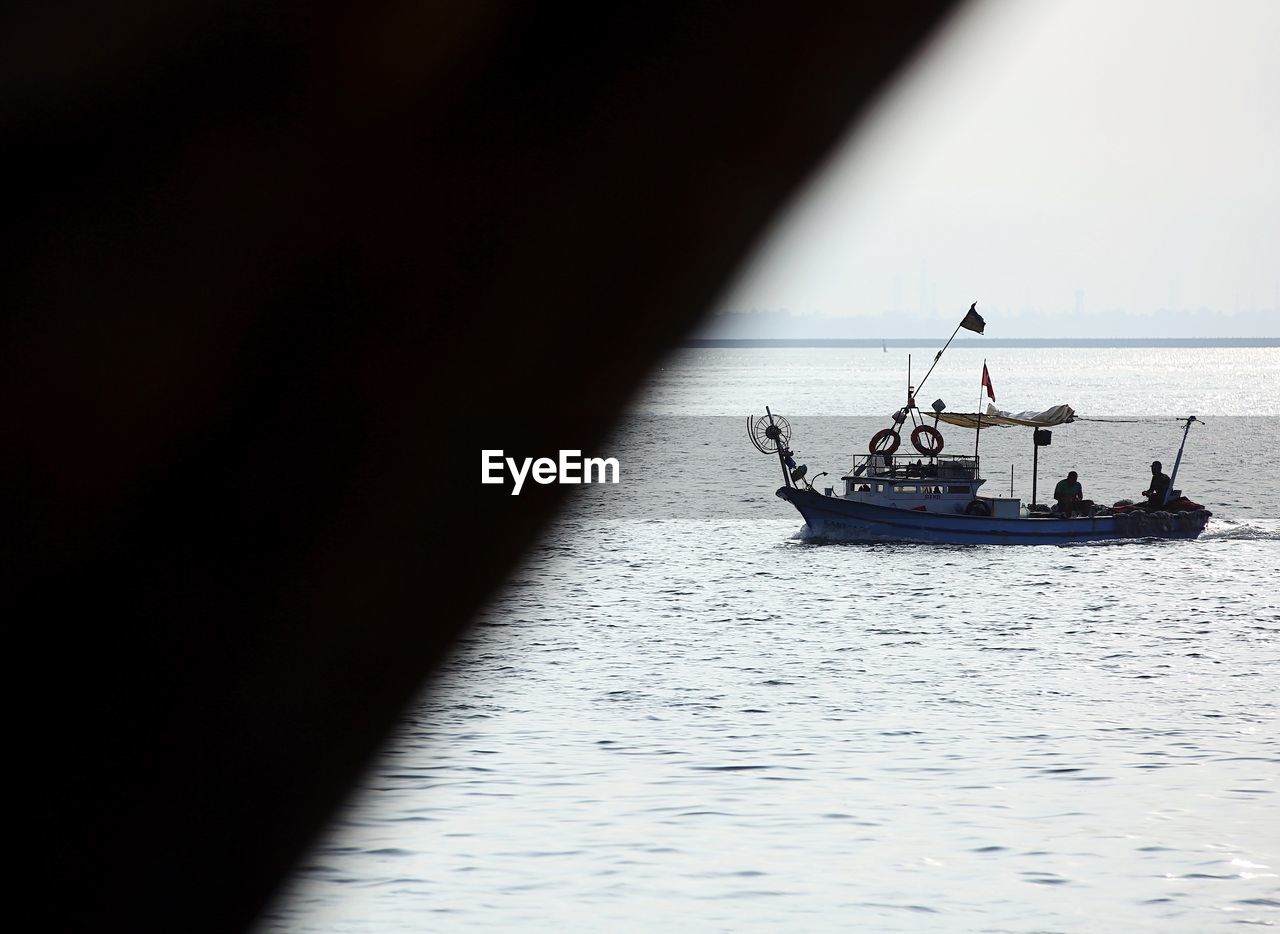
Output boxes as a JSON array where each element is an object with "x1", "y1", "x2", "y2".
[{"x1": 748, "y1": 407, "x2": 809, "y2": 488}]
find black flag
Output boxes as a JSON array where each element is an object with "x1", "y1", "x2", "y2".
[{"x1": 960, "y1": 302, "x2": 985, "y2": 334}]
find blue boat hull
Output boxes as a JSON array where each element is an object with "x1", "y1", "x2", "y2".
[{"x1": 777, "y1": 487, "x2": 1208, "y2": 544}]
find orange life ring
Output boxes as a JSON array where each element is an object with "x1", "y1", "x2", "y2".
[
  {"x1": 911, "y1": 424, "x2": 944, "y2": 455},
  {"x1": 869, "y1": 428, "x2": 901, "y2": 455}
]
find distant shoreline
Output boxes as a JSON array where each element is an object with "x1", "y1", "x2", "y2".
[{"x1": 681, "y1": 337, "x2": 1279, "y2": 349}]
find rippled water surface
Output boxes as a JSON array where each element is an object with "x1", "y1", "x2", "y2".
[{"x1": 271, "y1": 349, "x2": 1279, "y2": 931}]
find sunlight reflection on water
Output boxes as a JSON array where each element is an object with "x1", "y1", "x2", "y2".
[{"x1": 270, "y1": 351, "x2": 1278, "y2": 932}]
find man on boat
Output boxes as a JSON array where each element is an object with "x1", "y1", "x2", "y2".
[
  {"x1": 1143, "y1": 460, "x2": 1171, "y2": 509},
  {"x1": 1053, "y1": 470, "x2": 1084, "y2": 516}
]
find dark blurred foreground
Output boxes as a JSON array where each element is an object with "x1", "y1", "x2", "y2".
[{"x1": 2, "y1": 3, "x2": 953, "y2": 929}]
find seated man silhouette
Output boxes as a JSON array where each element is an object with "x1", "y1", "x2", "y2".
[
  {"x1": 1053, "y1": 470, "x2": 1085, "y2": 517},
  {"x1": 1143, "y1": 460, "x2": 1171, "y2": 509}
]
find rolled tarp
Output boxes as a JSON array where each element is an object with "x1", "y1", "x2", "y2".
[{"x1": 934, "y1": 403, "x2": 1076, "y2": 430}]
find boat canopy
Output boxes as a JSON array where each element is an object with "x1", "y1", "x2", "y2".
[{"x1": 935, "y1": 403, "x2": 1075, "y2": 430}]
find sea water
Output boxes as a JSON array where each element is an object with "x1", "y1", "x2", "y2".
[{"x1": 268, "y1": 347, "x2": 1279, "y2": 931}]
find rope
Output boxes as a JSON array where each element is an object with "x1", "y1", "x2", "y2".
[{"x1": 1073, "y1": 416, "x2": 1177, "y2": 423}]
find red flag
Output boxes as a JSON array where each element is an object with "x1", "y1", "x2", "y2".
[{"x1": 981, "y1": 362, "x2": 996, "y2": 401}]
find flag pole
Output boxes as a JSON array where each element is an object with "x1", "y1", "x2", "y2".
[
  {"x1": 913, "y1": 320, "x2": 962, "y2": 401},
  {"x1": 916, "y1": 302, "x2": 982, "y2": 399},
  {"x1": 974, "y1": 358, "x2": 984, "y2": 462}
]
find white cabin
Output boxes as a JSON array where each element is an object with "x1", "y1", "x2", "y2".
[{"x1": 832, "y1": 453, "x2": 1021, "y2": 517}]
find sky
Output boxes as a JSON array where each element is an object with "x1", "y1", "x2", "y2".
[{"x1": 711, "y1": 0, "x2": 1280, "y2": 338}]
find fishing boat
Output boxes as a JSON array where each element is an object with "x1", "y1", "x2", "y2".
[{"x1": 748, "y1": 307, "x2": 1211, "y2": 545}]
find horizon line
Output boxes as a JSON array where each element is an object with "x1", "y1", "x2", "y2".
[{"x1": 682, "y1": 337, "x2": 1280, "y2": 348}]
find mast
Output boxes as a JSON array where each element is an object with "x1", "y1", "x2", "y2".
[
  {"x1": 1032, "y1": 435, "x2": 1038, "y2": 504},
  {"x1": 1162, "y1": 416, "x2": 1200, "y2": 506}
]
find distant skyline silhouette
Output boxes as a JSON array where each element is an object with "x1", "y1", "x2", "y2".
[
  {"x1": 698, "y1": 307, "x2": 1277, "y2": 340},
  {"x1": 718, "y1": 0, "x2": 1279, "y2": 338}
]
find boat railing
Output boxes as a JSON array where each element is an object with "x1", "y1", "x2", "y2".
[{"x1": 843, "y1": 453, "x2": 980, "y2": 482}]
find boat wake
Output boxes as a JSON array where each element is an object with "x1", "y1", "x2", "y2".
[
  {"x1": 789, "y1": 524, "x2": 964, "y2": 546},
  {"x1": 791, "y1": 523, "x2": 832, "y2": 543},
  {"x1": 1200, "y1": 521, "x2": 1280, "y2": 541},
  {"x1": 791, "y1": 523, "x2": 874, "y2": 544}
]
